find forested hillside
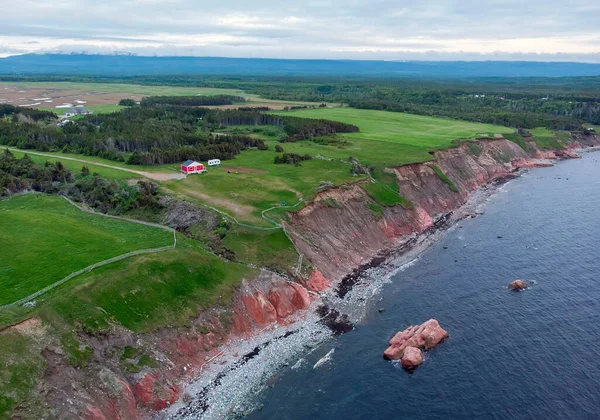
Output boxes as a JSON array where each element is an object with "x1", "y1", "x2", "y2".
[{"x1": 0, "y1": 100, "x2": 358, "y2": 165}]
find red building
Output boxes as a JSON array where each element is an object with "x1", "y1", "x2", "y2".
[{"x1": 181, "y1": 160, "x2": 206, "y2": 174}]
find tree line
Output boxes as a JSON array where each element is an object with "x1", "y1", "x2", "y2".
[
  {"x1": 0, "y1": 149, "x2": 160, "y2": 214},
  {"x1": 0, "y1": 100, "x2": 358, "y2": 165},
  {"x1": 140, "y1": 95, "x2": 245, "y2": 107}
]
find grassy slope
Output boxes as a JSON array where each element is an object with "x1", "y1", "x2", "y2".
[
  {"x1": 0, "y1": 195, "x2": 172, "y2": 306},
  {"x1": 36, "y1": 240, "x2": 254, "y2": 333},
  {"x1": 0, "y1": 238, "x2": 254, "y2": 418},
  {"x1": 221, "y1": 226, "x2": 299, "y2": 274},
  {"x1": 273, "y1": 107, "x2": 513, "y2": 165},
  {"x1": 0, "y1": 238, "x2": 254, "y2": 333}
]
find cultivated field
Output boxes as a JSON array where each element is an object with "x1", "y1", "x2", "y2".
[
  {"x1": 0, "y1": 195, "x2": 173, "y2": 306},
  {"x1": 0, "y1": 81, "x2": 325, "y2": 113}
]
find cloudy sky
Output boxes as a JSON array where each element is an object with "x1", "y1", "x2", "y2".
[{"x1": 2, "y1": 0, "x2": 600, "y2": 61}]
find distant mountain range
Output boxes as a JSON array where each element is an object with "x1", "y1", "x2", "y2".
[{"x1": 1, "y1": 54, "x2": 600, "y2": 78}]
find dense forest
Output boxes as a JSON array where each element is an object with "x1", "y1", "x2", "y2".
[
  {"x1": 0, "y1": 149, "x2": 160, "y2": 213},
  {"x1": 140, "y1": 95, "x2": 245, "y2": 106},
  {"x1": 0, "y1": 104, "x2": 57, "y2": 122},
  {"x1": 0, "y1": 97, "x2": 358, "y2": 165},
  {"x1": 6, "y1": 74, "x2": 597, "y2": 129}
]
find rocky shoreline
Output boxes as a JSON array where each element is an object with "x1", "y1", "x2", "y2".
[
  {"x1": 161, "y1": 167, "x2": 535, "y2": 419},
  {"x1": 160, "y1": 140, "x2": 600, "y2": 419}
]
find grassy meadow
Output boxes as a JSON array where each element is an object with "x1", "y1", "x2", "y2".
[
  {"x1": 274, "y1": 107, "x2": 513, "y2": 162},
  {"x1": 53, "y1": 104, "x2": 126, "y2": 115},
  {"x1": 0, "y1": 194, "x2": 173, "y2": 306}
]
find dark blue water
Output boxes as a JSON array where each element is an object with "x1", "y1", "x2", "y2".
[{"x1": 253, "y1": 153, "x2": 600, "y2": 420}]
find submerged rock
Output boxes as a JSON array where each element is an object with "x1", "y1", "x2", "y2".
[
  {"x1": 508, "y1": 279, "x2": 528, "y2": 291},
  {"x1": 401, "y1": 346, "x2": 424, "y2": 370},
  {"x1": 384, "y1": 319, "x2": 449, "y2": 369}
]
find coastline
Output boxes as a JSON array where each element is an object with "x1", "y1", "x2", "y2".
[{"x1": 163, "y1": 150, "x2": 595, "y2": 419}]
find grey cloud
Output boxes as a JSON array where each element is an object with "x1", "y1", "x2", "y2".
[{"x1": 1, "y1": 0, "x2": 599, "y2": 60}]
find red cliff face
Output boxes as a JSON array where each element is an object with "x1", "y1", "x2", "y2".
[
  {"x1": 134, "y1": 373, "x2": 180, "y2": 411},
  {"x1": 34, "y1": 134, "x2": 600, "y2": 418},
  {"x1": 285, "y1": 138, "x2": 531, "y2": 283}
]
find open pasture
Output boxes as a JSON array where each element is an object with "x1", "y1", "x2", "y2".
[{"x1": 0, "y1": 194, "x2": 173, "y2": 306}]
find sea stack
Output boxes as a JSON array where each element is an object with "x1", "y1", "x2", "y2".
[
  {"x1": 400, "y1": 346, "x2": 424, "y2": 370},
  {"x1": 508, "y1": 280, "x2": 529, "y2": 291},
  {"x1": 384, "y1": 319, "x2": 449, "y2": 370}
]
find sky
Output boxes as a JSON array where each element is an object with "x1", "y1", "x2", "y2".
[{"x1": 1, "y1": 0, "x2": 600, "y2": 61}]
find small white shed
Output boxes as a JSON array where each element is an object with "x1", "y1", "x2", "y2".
[{"x1": 208, "y1": 159, "x2": 221, "y2": 166}]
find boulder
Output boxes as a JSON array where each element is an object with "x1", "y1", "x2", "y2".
[
  {"x1": 401, "y1": 346, "x2": 424, "y2": 370},
  {"x1": 508, "y1": 280, "x2": 528, "y2": 291},
  {"x1": 384, "y1": 319, "x2": 449, "y2": 368}
]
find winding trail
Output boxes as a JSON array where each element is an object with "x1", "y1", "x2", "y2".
[
  {"x1": 0, "y1": 197, "x2": 177, "y2": 310},
  {"x1": 6, "y1": 148, "x2": 185, "y2": 181}
]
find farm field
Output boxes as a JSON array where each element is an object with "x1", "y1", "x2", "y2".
[
  {"x1": 0, "y1": 81, "x2": 327, "y2": 111},
  {"x1": 0, "y1": 194, "x2": 173, "y2": 306}
]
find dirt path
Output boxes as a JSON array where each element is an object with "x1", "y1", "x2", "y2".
[{"x1": 6, "y1": 148, "x2": 185, "y2": 181}]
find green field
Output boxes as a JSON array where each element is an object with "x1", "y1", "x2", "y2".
[
  {"x1": 53, "y1": 104, "x2": 126, "y2": 115},
  {"x1": 275, "y1": 107, "x2": 513, "y2": 159},
  {"x1": 0, "y1": 195, "x2": 173, "y2": 306},
  {"x1": 0, "y1": 238, "x2": 255, "y2": 418},
  {"x1": 168, "y1": 108, "x2": 512, "y2": 224},
  {"x1": 33, "y1": 241, "x2": 254, "y2": 333}
]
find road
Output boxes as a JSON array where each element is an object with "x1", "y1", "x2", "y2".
[{"x1": 6, "y1": 148, "x2": 186, "y2": 181}]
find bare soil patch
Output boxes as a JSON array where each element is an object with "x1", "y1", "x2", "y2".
[
  {"x1": 179, "y1": 187, "x2": 255, "y2": 218},
  {"x1": 0, "y1": 84, "x2": 143, "y2": 108},
  {"x1": 218, "y1": 166, "x2": 268, "y2": 174}
]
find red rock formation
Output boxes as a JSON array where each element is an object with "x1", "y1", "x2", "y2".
[
  {"x1": 508, "y1": 279, "x2": 528, "y2": 291},
  {"x1": 241, "y1": 291, "x2": 278, "y2": 327},
  {"x1": 134, "y1": 373, "x2": 180, "y2": 411},
  {"x1": 401, "y1": 346, "x2": 424, "y2": 370},
  {"x1": 304, "y1": 270, "x2": 331, "y2": 292},
  {"x1": 268, "y1": 282, "x2": 312, "y2": 320},
  {"x1": 384, "y1": 319, "x2": 449, "y2": 364},
  {"x1": 512, "y1": 159, "x2": 554, "y2": 168}
]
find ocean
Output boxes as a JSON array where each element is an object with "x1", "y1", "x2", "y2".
[{"x1": 250, "y1": 152, "x2": 600, "y2": 420}]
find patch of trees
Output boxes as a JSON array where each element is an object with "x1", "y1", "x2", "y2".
[
  {"x1": 273, "y1": 153, "x2": 312, "y2": 165},
  {"x1": 279, "y1": 116, "x2": 359, "y2": 141},
  {"x1": 0, "y1": 149, "x2": 161, "y2": 214},
  {"x1": 0, "y1": 106, "x2": 265, "y2": 164},
  {"x1": 129, "y1": 135, "x2": 267, "y2": 165},
  {"x1": 204, "y1": 109, "x2": 358, "y2": 140},
  {"x1": 140, "y1": 95, "x2": 245, "y2": 107},
  {"x1": 118, "y1": 98, "x2": 137, "y2": 106},
  {"x1": 237, "y1": 106, "x2": 271, "y2": 111},
  {"x1": 0, "y1": 104, "x2": 57, "y2": 122}
]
